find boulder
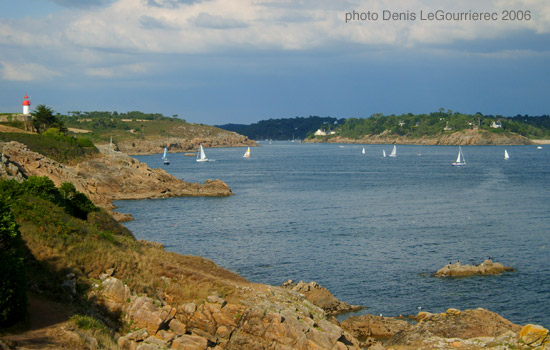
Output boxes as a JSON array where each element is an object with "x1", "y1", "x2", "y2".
[
  {"x1": 281, "y1": 280, "x2": 363, "y2": 315},
  {"x1": 126, "y1": 296, "x2": 176, "y2": 334},
  {"x1": 171, "y1": 335, "x2": 208, "y2": 350},
  {"x1": 520, "y1": 324, "x2": 549, "y2": 347},
  {"x1": 101, "y1": 277, "x2": 131, "y2": 313},
  {"x1": 341, "y1": 314, "x2": 412, "y2": 344}
]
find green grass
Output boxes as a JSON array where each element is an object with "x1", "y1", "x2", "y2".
[{"x1": 0, "y1": 132, "x2": 98, "y2": 164}]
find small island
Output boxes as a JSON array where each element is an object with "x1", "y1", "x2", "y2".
[{"x1": 434, "y1": 259, "x2": 515, "y2": 277}]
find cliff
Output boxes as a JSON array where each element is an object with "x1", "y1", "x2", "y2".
[
  {"x1": 307, "y1": 129, "x2": 532, "y2": 145},
  {"x1": 0, "y1": 141, "x2": 231, "y2": 220}
]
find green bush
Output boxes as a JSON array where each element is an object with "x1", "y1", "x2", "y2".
[
  {"x1": 0, "y1": 177, "x2": 98, "y2": 221},
  {"x1": 0, "y1": 201, "x2": 27, "y2": 327}
]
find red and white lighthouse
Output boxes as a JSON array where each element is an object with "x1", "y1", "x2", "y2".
[{"x1": 22, "y1": 94, "x2": 31, "y2": 114}]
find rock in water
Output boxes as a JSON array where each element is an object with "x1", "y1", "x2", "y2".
[{"x1": 434, "y1": 259, "x2": 514, "y2": 277}]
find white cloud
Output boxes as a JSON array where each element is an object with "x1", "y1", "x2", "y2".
[
  {"x1": 1, "y1": 0, "x2": 548, "y2": 81},
  {"x1": 0, "y1": 61, "x2": 61, "y2": 81},
  {"x1": 192, "y1": 13, "x2": 249, "y2": 29},
  {"x1": 84, "y1": 62, "x2": 150, "y2": 78}
]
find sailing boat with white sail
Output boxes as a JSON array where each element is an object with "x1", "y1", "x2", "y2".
[
  {"x1": 504, "y1": 149, "x2": 510, "y2": 160},
  {"x1": 243, "y1": 147, "x2": 251, "y2": 158},
  {"x1": 389, "y1": 145, "x2": 397, "y2": 157},
  {"x1": 382, "y1": 149, "x2": 386, "y2": 158},
  {"x1": 452, "y1": 146, "x2": 466, "y2": 166},
  {"x1": 162, "y1": 147, "x2": 170, "y2": 165},
  {"x1": 362, "y1": 147, "x2": 366, "y2": 155},
  {"x1": 196, "y1": 144, "x2": 210, "y2": 162}
]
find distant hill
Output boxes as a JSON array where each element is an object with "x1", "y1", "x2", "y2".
[
  {"x1": 56, "y1": 111, "x2": 254, "y2": 154},
  {"x1": 331, "y1": 111, "x2": 550, "y2": 140},
  {"x1": 217, "y1": 116, "x2": 346, "y2": 140},
  {"x1": 59, "y1": 111, "x2": 233, "y2": 143}
]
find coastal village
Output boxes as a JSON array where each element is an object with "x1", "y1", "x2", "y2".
[{"x1": 1, "y1": 95, "x2": 550, "y2": 350}]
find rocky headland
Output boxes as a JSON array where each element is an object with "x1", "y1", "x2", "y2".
[
  {"x1": 113, "y1": 134, "x2": 256, "y2": 155},
  {"x1": 0, "y1": 141, "x2": 232, "y2": 220},
  {"x1": 434, "y1": 259, "x2": 514, "y2": 277},
  {"x1": 307, "y1": 129, "x2": 532, "y2": 146}
]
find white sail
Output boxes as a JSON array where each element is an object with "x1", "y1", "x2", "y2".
[
  {"x1": 382, "y1": 149, "x2": 386, "y2": 158},
  {"x1": 162, "y1": 147, "x2": 167, "y2": 159},
  {"x1": 243, "y1": 147, "x2": 251, "y2": 158},
  {"x1": 362, "y1": 147, "x2": 366, "y2": 155},
  {"x1": 504, "y1": 149, "x2": 510, "y2": 159},
  {"x1": 389, "y1": 145, "x2": 397, "y2": 157},
  {"x1": 196, "y1": 144, "x2": 209, "y2": 162},
  {"x1": 452, "y1": 146, "x2": 466, "y2": 166}
]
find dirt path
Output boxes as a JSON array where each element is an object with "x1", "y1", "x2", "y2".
[{"x1": 0, "y1": 294, "x2": 78, "y2": 349}]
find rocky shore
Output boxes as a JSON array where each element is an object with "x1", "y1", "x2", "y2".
[
  {"x1": 434, "y1": 259, "x2": 514, "y2": 277},
  {"x1": 307, "y1": 129, "x2": 532, "y2": 146},
  {"x1": 0, "y1": 141, "x2": 232, "y2": 220},
  {"x1": 1, "y1": 136, "x2": 549, "y2": 350}
]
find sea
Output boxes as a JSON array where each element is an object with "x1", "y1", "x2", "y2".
[{"x1": 114, "y1": 142, "x2": 550, "y2": 327}]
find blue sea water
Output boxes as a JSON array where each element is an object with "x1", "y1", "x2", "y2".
[{"x1": 114, "y1": 142, "x2": 550, "y2": 326}]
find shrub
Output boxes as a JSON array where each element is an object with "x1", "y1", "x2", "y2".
[{"x1": 0, "y1": 201, "x2": 27, "y2": 327}]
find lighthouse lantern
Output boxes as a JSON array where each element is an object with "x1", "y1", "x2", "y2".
[{"x1": 22, "y1": 94, "x2": 31, "y2": 115}]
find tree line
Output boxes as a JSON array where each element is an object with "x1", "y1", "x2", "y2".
[{"x1": 220, "y1": 112, "x2": 550, "y2": 140}]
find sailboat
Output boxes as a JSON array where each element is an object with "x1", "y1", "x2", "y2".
[
  {"x1": 196, "y1": 144, "x2": 210, "y2": 162},
  {"x1": 452, "y1": 146, "x2": 466, "y2": 166},
  {"x1": 504, "y1": 149, "x2": 510, "y2": 160},
  {"x1": 362, "y1": 147, "x2": 366, "y2": 155},
  {"x1": 382, "y1": 149, "x2": 386, "y2": 158},
  {"x1": 389, "y1": 145, "x2": 397, "y2": 157},
  {"x1": 243, "y1": 147, "x2": 251, "y2": 158},
  {"x1": 161, "y1": 147, "x2": 170, "y2": 165}
]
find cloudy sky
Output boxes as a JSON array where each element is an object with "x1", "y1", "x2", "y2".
[{"x1": 1, "y1": 0, "x2": 549, "y2": 124}]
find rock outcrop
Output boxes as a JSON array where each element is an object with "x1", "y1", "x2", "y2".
[
  {"x1": 434, "y1": 259, "x2": 514, "y2": 277},
  {"x1": 0, "y1": 141, "x2": 232, "y2": 218},
  {"x1": 281, "y1": 280, "x2": 363, "y2": 316},
  {"x1": 387, "y1": 308, "x2": 522, "y2": 348},
  {"x1": 95, "y1": 274, "x2": 361, "y2": 350}
]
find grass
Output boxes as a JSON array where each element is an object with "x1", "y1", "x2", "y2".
[
  {"x1": 63, "y1": 118, "x2": 235, "y2": 144},
  {"x1": 8, "y1": 188, "x2": 246, "y2": 309}
]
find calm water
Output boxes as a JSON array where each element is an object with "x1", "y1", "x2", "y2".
[{"x1": 115, "y1": 142, "x2": 550, "y2": 326}]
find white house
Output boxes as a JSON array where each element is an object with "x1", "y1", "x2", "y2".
[{"x1": 314, "y1": 129, "x2": 336, "y2": 136}]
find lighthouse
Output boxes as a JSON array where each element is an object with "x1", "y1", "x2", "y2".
[{"x1": 22, "y1": 94, "x2": 31, "y2": 115}]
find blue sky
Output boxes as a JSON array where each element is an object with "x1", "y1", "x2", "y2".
[{"x1": 1, "y1": 0, "x2": 549, "y2": 125}]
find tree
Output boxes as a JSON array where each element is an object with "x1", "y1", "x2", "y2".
[{"x1": 31, "y1": 104, "x2": 66, "y2": 134}]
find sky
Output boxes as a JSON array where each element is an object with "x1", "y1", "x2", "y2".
[{"x1": 1, "y1": 0, "x2": 549, "y2": 125}]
